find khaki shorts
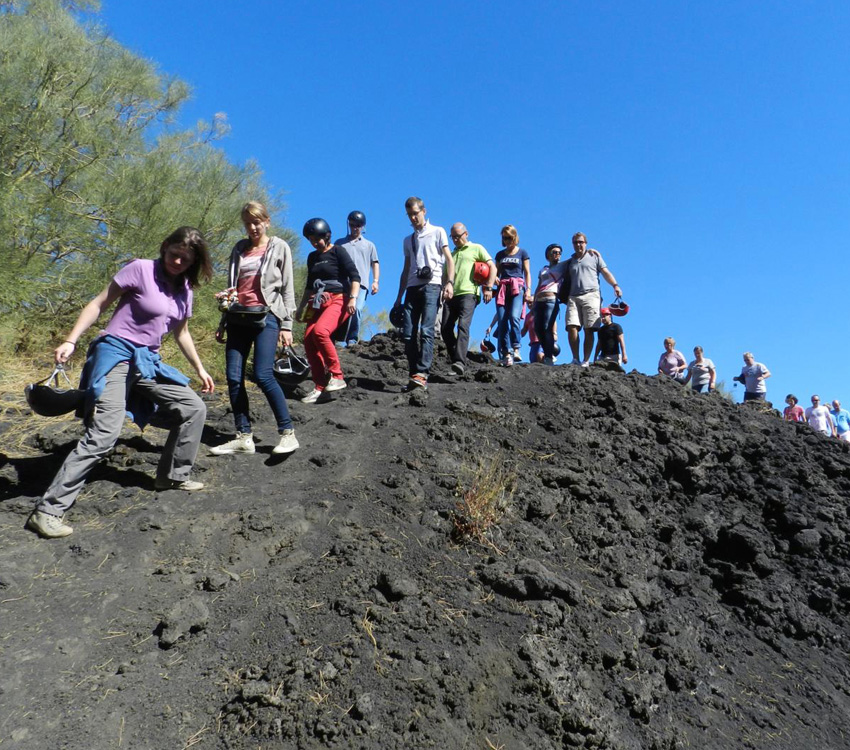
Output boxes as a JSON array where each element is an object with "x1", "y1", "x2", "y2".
[{"x1": 566, "y1": 290, "x2": 601, "y2": 329}]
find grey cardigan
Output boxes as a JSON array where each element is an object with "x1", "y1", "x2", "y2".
[{"x1": 226, "y1": 236, "x2": 296, "y2": 331}]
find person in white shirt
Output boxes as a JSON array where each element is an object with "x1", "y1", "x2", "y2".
[
  {"x1": 805, "y1": 395, "x2": 836, "y2": 437},
  {"x1": 394, "y1": 196, "x2": 455, "y2": 391}
]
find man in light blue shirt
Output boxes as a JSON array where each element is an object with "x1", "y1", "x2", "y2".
[
  {"x1": 830, "y1": 399, "x2": 850, "y2": 442},
  {"x1": 336, "y1": 210, "x2": 379, "y2": 345}
]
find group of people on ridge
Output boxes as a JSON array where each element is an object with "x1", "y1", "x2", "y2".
[
  {"x1": 24, "y1": 197, "x2": 843, "y2": 541},
  {"x1": 394, "y1": 196, "x2": 625, "y2": 388},
  {"x1": 784, "y1": 394, "x2": 850, "y2": 440}
]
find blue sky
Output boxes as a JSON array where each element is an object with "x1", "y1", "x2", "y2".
[{"x1": 96, "y1": 1, "x2": 850, "y2": 406}]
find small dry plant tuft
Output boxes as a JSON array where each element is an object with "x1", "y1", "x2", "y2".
[{"x1": 451, "y1": 454, "x2": 515, "y2": 553}]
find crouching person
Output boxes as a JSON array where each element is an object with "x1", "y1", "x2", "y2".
[{"x1": 27, "y1": 227, "x2": 215, "y2": 539}]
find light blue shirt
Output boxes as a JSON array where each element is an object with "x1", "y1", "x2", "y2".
[
  {"x1": 830, "y1": 408, "x2": 850, "y2": 434},
  {"x1": 336, "y1": 234, "x2": 378, "y2": 289}
]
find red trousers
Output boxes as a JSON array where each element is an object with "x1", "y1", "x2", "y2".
[{"x1": 304, "y1": 294, "x2": 350, "y2": 389}]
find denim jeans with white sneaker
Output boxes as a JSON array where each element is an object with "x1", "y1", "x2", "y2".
[{"x1": 225, "y1": 312, "x2": 293, "y2": 433}]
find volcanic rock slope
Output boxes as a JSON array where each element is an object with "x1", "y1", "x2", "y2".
[{"x1": 2, "y1": 333, "x2": 850, "y2": 750}]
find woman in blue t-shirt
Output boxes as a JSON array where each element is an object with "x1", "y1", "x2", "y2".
[{"x1": 494, "y1": 224, "x2": 532, "y2": 366}]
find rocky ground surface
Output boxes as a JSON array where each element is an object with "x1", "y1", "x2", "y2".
[{"x1": 2, "y1": 332, "x2": 850, "y2": 750}]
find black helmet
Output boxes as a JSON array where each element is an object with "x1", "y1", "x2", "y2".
[
  {"x1": 273, "y1": 347, "x2": 311, "y2": 383},
  {"x1": 303, "y1": 218, "x2": 331, "y2": 239},
  {"x1": 25, "y1": 365, "x2": 84, "y2": 417},
  {"x1": 347, "y1": 211, "x2": 366, "y2": 228},
  {"x1": 545, "y1": 243, "x2": 563, "y2": 261},
  {"x1": 389, "y1": 303, "x2": 405, "y2": 329}
]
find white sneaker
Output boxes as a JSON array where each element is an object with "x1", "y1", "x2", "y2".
[
  {"x1": 505, "y1": 353, "x2": 514, "y2": 367},
  {"x1": 580, "y1": 360, "x2": 590, "y2": 368},
  {"x1": 301, "y1": 388, "x2": 323, "y2": 404},
  {"x1": 513, "y1": 349, "x2": 522, "y2": 362},
  {"x1": 209, "y1": 432, "x2": 255, "y2": 455},
  {"x1": 26, "y1": 510, "x2": 73, "y2": 538},
  {"x1": 325, "y1": 377, "x2": 347, "y2": 392},
  {"x1": 273, "y1": 429, "x2": 299, "y2": 454},
  {"x1": 155, "y1": 478, "x2": 204, "y2": 492}
]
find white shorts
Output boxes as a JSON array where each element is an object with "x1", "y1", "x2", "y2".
[
  {"x1": 839, "y1": 431, "x2": 850, "y2": 442},
  {"x1": 566, "y1": 291, "x2": 601, "y2": 330}
]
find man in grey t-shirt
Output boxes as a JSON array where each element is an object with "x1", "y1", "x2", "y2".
[
  {"x1": 336, "y1": 210, "x2": 379, "y2": 345},
  {"x1": 558, "y1": 232, "x2": 622, "y2": 366}
]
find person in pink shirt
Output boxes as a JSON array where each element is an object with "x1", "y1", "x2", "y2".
[
  {"x1": 783, "y1": 394, "x2": 805, "y2": 422},
  {"x1": 657, "y1": 337, "x2": 688, "y2": 383}
]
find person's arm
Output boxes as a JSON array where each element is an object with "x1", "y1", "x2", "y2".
[
  {"x1": 657, "y1": 354, "x2": 666, "y2": 376},
  {"x1": 441, "y1": 245, "x2": 455, "y2": 301},
  {"x1": 53, "y1": 281, "x2": 124, "y2": 364},
  {"x1": 600, "y1": 266, "x2": 622, "y2": 298},
  {"x1": 676, "y1": 352, "x2": 687, "y2": 374},
  {"x1": 759, "y1": 366, "x2": 771, "y2": 381},
  {"x1": 522, "y1": 257, "x2": 533, "y2": 303},
  {"x1": 173, "y1": 318, "x2": 214, "y2": 393},
  {"x1": 370, "y1": 260, "x2": 380, "y2": 295},
  {"x1": 486, "y1": 310, "x2": 499, "y2": 335},
  {"x1": 618, "y1": 333, "x2": 628, "y2": 364},
  {"x1": 396, "y1": 243, "x2": 411, "y2": 305},
  {"x1": 682, "y1": 363, "x2": 692, "y2": 385}
]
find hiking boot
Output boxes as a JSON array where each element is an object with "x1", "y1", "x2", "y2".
[
  {"x1": 26, "y1": 510, "x2": 73, "y2": 538},
  {"x1": 301, "y1": 388, "x2": 323, "y2": 404},
  {"x1": 325, "y1": 377, "x2": 347, "y2": 392},
  {"x1": 407, "y1": 374, "x2": 428, "y2": 391},
  {"x1": 209, "y1": 432, "x2": 255, "y2": 456},
  {"x1": 451, "y1": 362, "x2": 465, "y2": 375},
  {"x1": 155, "y1": 478, "x2": 204, "y2": 492},
  {"x1": 273, "y1": 429, "x2": 299, "y2": 455}
]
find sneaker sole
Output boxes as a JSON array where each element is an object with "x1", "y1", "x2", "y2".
[
  {"x1": 325, "y1": 383, "x2": 347, "y2": 393},
  {"x1": 209, "y1": 447, "x2": 256, "y2": 455},
  {"x1": 273, "y1": 443, "x2": 300, "y2": 455}
]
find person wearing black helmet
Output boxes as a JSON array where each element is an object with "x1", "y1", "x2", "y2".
[
  {"x1": 335, "y1": 210, "x2": 379, "y2": 346},
  {"x1": 532, "y1": 243, "x2": 564, "y2": 365},
  {"x1": 296, "y1": 218, "x2": 361, "y2": 403},
  {"x1": 395, "y1": 197, "x2": 455, "y2": 391}
]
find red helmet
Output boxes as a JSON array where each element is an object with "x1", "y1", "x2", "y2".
[{"x1": 609, "y1": 296, "x2": 630, "y2": 317}]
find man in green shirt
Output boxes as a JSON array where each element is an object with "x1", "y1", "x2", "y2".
[{"x1": 441, "y1": 223, "x2": 497, "y2": 374}]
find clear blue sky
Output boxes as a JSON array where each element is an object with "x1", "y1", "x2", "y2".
[{"x1": 96, "y1": 1, "x2": 850, "y2": 406}]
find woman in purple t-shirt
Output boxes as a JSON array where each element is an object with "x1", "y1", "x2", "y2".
[
  {"x1": 657, "y1": 337, "x2": 688, "y2": 383},
  {"x1": 26, "y1": 227, "x2": 215, "y2": 540}
]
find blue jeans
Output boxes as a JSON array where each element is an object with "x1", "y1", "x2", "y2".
[
  {"x1": 403, "y1": 284, "x2": 441, "y2": 376},
  {"x1": 496, "y1": 292, "x2": 524, "y2": 357},
  {"x1": 533, "y1": 298, "x2": 559, "y2": 358},
  {"x1": 225, "y1": 312, "x2": 292, "y2": 433},
  {"x1": 344, "y1": 288, "x2": 368, "y2": 344}
]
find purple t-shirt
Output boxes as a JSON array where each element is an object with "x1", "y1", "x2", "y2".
[
  {"x1": 658, "y1": 350, "x2": 686, "y2": 376},
  {"x1": 105, "y1": 259, "x2": 193, "y2": 352}
]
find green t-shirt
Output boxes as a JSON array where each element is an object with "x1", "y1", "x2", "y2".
[{"x1": 451, "y1": 242, "x2": 492, "y2": 297}]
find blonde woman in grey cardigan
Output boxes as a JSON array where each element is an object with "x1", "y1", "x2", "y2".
[{"x1": 210, "y1": 201, "x2": 299, "y2": 456}]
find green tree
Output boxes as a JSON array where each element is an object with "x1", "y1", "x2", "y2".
[{"x1": 0, "y1": 0, "x2": 297, "y2": 363}]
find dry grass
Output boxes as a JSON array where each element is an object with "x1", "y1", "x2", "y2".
[{"x1": 451, "y1": 454, "x2": 515, "y2": 553}]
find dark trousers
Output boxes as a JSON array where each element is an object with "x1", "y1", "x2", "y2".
[
  {"x1": 441, "y1": 294, "x2": 477, "y2": 366},
  {"x1": 403, "y1": 283, "x2": 441, "y2": 376}
]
